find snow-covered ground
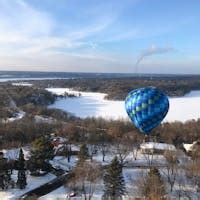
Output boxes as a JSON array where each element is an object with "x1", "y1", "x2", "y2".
[
  {"x1": 40, "y1": 148, "x2": 195, "y2": 200},
  {"x1": 6, "y1": 111, "x2": 25, "y2": 123},
  {"x1": 2, "y1": 147, "x2": 30, "y2": 160},
  {"x1": 1, "y1": 143, "x2": 197, "y2": 200},
  {"x1": 39, "y1": 168, "x2": 145, "y2": 200},
  {"x1": 1, "y1": 111, "x2": 26, "y2": 124},
  {"x1": 0, "y1": 172, "x2": 56, "y2": 200},
  {"x1": 39, "y1": 186, "x2": 68, "y2": 200},
  {"x1": 47, "y1": 88, "x2": 200, "y2": 122},
  {"x1": 12, "y1": 82, "x2": 33, "y2": 87},
  {"x1": 49, "y1": 156, "x2": 78, "y2": 171}
]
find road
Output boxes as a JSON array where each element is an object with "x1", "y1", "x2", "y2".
[{"x1": 19, "y1": 173, "x2": 70, "y2": 199}]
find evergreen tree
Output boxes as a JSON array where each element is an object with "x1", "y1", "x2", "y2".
[
  {"x1": 28, "y1": 135, "x2": 54, "y2": 174},
  {"x1": 17, "y1": 148, "x2": 27, "y2": 189},
  {"x1": 78, "y1": 144, "x2": 89, "y2": 162},
  {"x1": 0, "y1": 157, "x2": 7, "y2": 190},
  {"x1": 103, "y1": 157, "x2": 126, "y2": 200},
  {"x1": 0, "y1": 153, "x2": 12, "y2": 190}
]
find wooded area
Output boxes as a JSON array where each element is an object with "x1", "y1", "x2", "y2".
[{"x1": 30, "y1": 75, "x2": 200, "y2": 100}]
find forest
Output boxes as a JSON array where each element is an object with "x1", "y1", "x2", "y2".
[
  {"x1": 28, "y1": 75, "x2": 200, "y2": 100},
  {"x1": 0, "y1": 109, "x2": 199, "y2": 150},
  {"x1": 0, "y1": 84, "x2": 56, "y2": 119}
]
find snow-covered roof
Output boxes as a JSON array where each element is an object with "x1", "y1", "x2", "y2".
[
  {"x1": 52, "y1": 136, "x2": 67, "y2": 143},
  {"x1": 183, "y1": 141, "x2": 197, "y2": 152},
  {"x1": 140, "y1": 142, "x2": 176, "y2": 151}
]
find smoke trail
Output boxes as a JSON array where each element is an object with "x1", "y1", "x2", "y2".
[{"x1": 135, "y1": 45, "x2": 174, "y2": 73}]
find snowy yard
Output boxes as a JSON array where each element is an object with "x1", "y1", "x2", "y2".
[
  {"x1": 0, "y1": 172, "x2": 56, "y2": 200},
  {"x1": 39, "y1": 186, "x2": 68, "y2": 200},
  {"x1": 1, "y1": 143, "x2": 199, "y2": 199},
  {"x1": 40, "y1": 141, "x2": 199, "y2": 200},
  {"x1": 39, "y1": 168, "x2": 144, "y2": 200}
]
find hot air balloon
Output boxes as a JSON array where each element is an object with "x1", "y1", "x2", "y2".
[{"x1": 125, "y1": 87, "x2": 169, "y2": 134}]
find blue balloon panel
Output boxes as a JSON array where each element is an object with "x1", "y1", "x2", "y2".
[{"x1": 125, "y1": 87, "x2": 169, "y2": 134}]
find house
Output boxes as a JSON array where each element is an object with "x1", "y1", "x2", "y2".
[
  {"x1": 52, "y1": 136, "x2": 67, "y2": 147},
  {"x1": 140, "y1": 142, "x2": 176, "y2": 154}
]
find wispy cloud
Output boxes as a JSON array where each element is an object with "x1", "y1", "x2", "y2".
[
  {"x1": 0, "y1": 0, "x2": 53, "y2": 36},
  {"x1": 0, "y1": 0, "x2": 121, "y2": 72},
  {"x1": 0, "y1": 0, "x2": 115, "y2": 57}
]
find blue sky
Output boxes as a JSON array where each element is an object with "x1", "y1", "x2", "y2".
[{"x1": 0, "y1": 0, "x2": 199, "y2": 74}]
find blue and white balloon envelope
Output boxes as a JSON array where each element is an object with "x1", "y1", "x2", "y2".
[{"x1": 125, "y1": 87, "x2": 169, "y2": 134}]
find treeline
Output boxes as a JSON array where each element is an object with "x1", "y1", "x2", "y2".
[
  {"x1": 31, "y1": 75, "x2": 200, "y2": 100},
  {"x1": 1, "y1": 115, "x2": 200, "y2": 149},
  {"x1": 0, "y1": 107, "x2": 199, "y2": 150},
  {"x1": 5, "y1": 85, "x2": 56, "y2": 106},
  {"x1": 0, "y1": 118, "x2": 60, "y2": 149},
  {"x1": 0, "y1": 104, "x2": 78, "y2": 149},
  {"x1": 58, "y1": 117, "x2": 200, "y2": 147}
]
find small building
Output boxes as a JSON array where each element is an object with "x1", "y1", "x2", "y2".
[{"x1": 140, "y1": 142, "x2": 176, "y2": 154}]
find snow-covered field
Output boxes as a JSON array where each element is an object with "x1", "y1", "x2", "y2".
[{"x1": 47, "y1": 88, "x2": 200, "y2": 122}]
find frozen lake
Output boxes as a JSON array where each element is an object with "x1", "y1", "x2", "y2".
[{"x1": 47, "y1": 88, "x2": 200, "y2": 122}]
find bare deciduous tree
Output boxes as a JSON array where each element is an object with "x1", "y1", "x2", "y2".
[
  {"x1": 98, "y1": 143, "x2": 109, "y2": 162},
  {"x1": 143, "y1": 149, "x2": 155, "y2": 167},
  {"x1": 87, "y1": 144, "x2": 98, "y2": 161},
  {"x1": 132, "y1": 144, "x2": 140, "y2": 161},
  {"x1": 136, "y1": 167, "x2": 167, "y2": 200},
  {"x1": 162, "y1": 150, "x2": 179, "y2": 192},
  {"x1": 67, "y1": 161, "x2": 102, "y2": 200},
  {"x1": 186, "y1": 159, "x2": 200, "y2": 192},
  {"x1": 113, "y1": 143, "x2": 131, "y2": 166}
]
